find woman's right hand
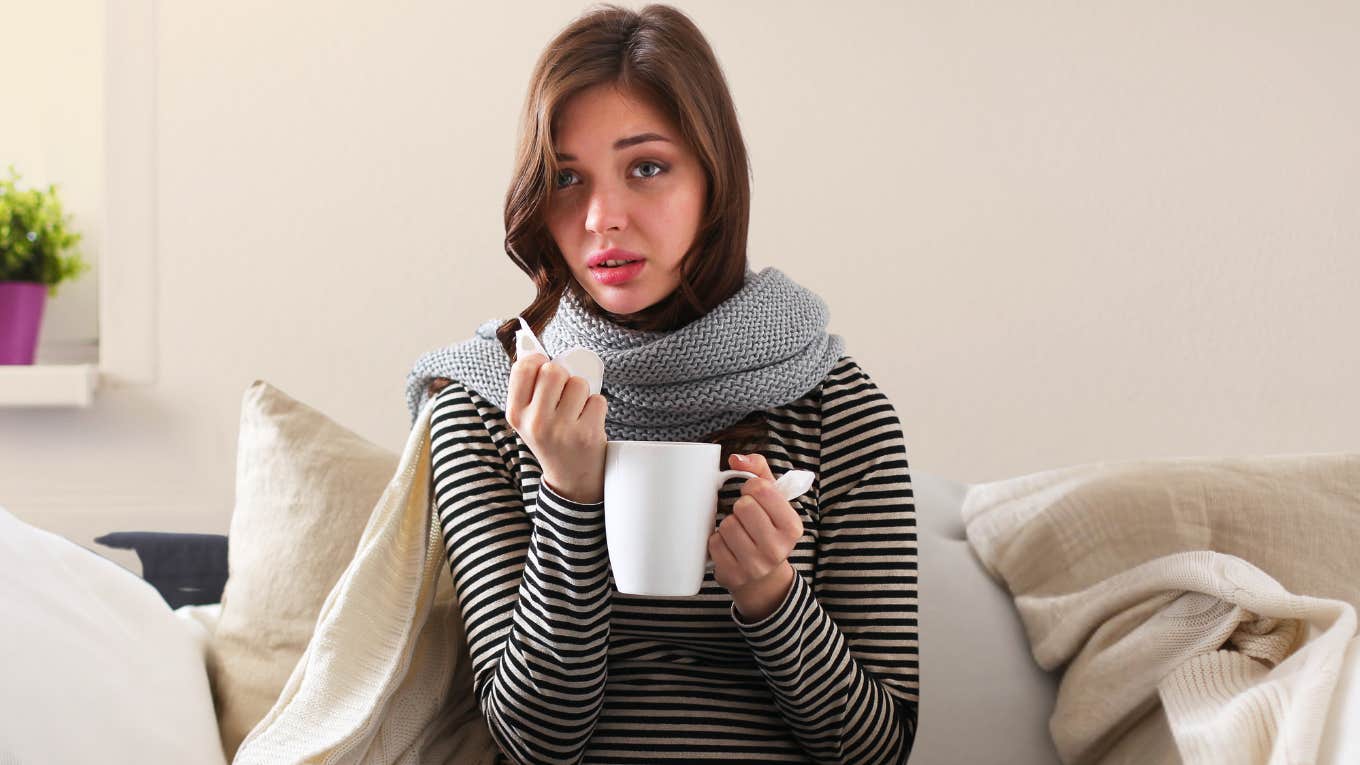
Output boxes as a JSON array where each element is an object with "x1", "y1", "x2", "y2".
[{"x1": 506, "y1": 352, "x2": 609, "y2": 504}]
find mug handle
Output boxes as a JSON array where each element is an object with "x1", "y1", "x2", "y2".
[{"x1": 705, "y1": 470, "x2": 761, "y2": 571}]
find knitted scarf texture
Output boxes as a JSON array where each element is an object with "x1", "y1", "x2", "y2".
[{"x1": 405, "y1": 266, "x2": 846, "y2": 443}]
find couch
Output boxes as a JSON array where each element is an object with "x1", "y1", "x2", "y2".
[
  {"x1": 3, "y1": 380, "x2": 1355, "y2": 764},
  {"x1": 0, "y1": 469, "x2": 1060, "y2": 765}
]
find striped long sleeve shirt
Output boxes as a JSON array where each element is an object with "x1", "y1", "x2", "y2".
[{"x1": 429, "y1": 355, "x2": 919, "y2": 764}]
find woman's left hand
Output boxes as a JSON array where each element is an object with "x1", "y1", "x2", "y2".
[{"x1": 708, "y1": 453, "x2": 803, "y2": 621}]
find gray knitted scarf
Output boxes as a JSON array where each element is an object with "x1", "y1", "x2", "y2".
[{"x1": 404, "y1": 266, "x2": 846, "y2": 442}]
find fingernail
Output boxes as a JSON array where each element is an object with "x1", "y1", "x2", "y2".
[{"x1": 734, "y1": 455, "x2": 747, "y2": 464}]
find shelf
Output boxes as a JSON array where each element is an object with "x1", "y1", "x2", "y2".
[{"x1": 0, "y1": 364, "x2": 100, "y2": 407}]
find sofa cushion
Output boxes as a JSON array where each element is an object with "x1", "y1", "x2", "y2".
[
  {"x1": 910, "y1": 470, "x2": 1061, "y2": 765},
  {"x1": 205, "y1": 380, "x2": 399, "y2": 760},
  {"x1": 0, "y1": 506, "x2": 227, "y2": 765}
]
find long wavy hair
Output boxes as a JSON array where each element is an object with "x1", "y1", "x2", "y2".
[{"x1": 488, "y1": 3, "x2": 766, "y2": 459}]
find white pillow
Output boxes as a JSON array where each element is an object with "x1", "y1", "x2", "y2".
[
  {"x1": 206, "y1": 380, "x2": 399, "y2": 759},
  {"x1": 0, "y1": 505, "x2": 227, "y2": 765}
]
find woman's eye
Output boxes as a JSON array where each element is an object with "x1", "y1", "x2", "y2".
[
  {"x1": 554, "y1": 162, "x2": 664, "y2": 191},
  {"x1": 554, "y1": 169, "x2": 577, "y2": 189},
  {"x1": 634, "y1": 161, "x2": 665, "y2": 179}
]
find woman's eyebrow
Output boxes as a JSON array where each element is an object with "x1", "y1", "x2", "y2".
[{"x1": 555, "y1": 133, "x2": 671, "y2": 161}]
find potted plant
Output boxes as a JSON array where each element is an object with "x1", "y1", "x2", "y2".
[{"x1": 0, "y1": 164, "x2": 91, "y2": 365}]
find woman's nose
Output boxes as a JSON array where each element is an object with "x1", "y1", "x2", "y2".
[{"x1": 585, "y1": 188, "x2": 626, "y2": 234}]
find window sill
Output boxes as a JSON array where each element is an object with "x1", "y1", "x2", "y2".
[{"x1": 0, "y1": 364, "x2": 101, "y2": 407}]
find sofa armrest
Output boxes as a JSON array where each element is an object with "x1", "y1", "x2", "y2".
[{"x1": 95, "y1": 531, "x2": 228, "y2": 608}]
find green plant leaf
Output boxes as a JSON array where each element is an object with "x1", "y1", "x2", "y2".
[{"x1": 0, "y1": 164, "x2": 88, "y2": 297}]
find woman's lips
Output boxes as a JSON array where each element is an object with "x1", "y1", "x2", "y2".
[
  {"x1": 589, "y1": 259, "x2": 645, "y2": 286},
  {"x1": 587, "y1": 248, "x2": 644, "y2": 268}
]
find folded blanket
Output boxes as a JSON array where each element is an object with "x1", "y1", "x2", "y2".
[
  {"x1": 233, "y1": 397, "x2": 497, "y2": 765},
  {"x1": 962, "y1": 452, "x2": 1360, "y2": 765}
]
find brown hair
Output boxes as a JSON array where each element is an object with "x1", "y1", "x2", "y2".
[{"x1": 461, "y1": 2, "x2": 766, "y2": 460}]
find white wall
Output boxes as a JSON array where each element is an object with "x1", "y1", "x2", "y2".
[{"x1": 1, "y1": 1, "x2": 1357, "y2": 572}]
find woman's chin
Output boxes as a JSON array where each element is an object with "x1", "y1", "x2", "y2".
[
  {"x1": 594, "y1": 290, "x2": 657, "y2": 316},
  {"x1": 579, "y1": 269, "x2": 683, "y2": 319}
]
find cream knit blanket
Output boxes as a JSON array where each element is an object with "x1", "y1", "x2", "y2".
[
  {"x1": 233, "y1": 397, "x2": 497, "y2": 764},
  {"x1": 962, "y1": 452, "x2": 1360, "y2": 765}
]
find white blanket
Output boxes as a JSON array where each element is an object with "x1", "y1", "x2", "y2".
[
  {"x1": 233, "y1": 397, "x2": 497, "y2": 765},
  {"x1": 962, "y1": 452, "x2": 1360, "y2": 765}
]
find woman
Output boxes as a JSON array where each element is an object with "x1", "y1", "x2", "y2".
[{"x1": 405, "y1": 5, "x2": 918, "y2": 763}]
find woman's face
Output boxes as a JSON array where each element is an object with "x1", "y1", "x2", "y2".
[{"x1": 545, "y1": 83, "x2": 708, "y2": 317}]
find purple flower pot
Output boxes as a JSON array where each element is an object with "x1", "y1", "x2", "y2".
[{"x1": 0, "y1": 281, "x2": 48, "y2": 365}]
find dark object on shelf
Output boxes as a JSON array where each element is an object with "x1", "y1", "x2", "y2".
[{"x1": 95, "y1": 531, "x2": 229, "y2": 608}]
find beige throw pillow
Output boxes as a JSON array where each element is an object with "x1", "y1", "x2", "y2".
[{"x1": 206, "y1": 380, "x2": 399, "y2": 760}]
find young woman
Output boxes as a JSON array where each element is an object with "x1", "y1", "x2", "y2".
[{"x1": 405, "y1": 5, "x2": 918, "y2": 763}]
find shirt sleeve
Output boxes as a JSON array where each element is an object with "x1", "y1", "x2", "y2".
[
  {"x1": 730, "y1": 358, "x2": 919, "y2": 764},
  {"x1": 429, "y1": 382, "x2": 611, "y2": 765}
]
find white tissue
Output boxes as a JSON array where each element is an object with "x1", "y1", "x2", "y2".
[{"x1": 515, "y1": 316, "x2": 604, "y2": 395}]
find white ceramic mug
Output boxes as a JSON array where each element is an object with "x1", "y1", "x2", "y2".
[{"x1": 603, "y1": 440, "x2": 762, "y2": 597}]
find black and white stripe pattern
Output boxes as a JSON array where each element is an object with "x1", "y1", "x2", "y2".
[{"x1": 430, "y1": 355, "x2": 918, "y2": 764}]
